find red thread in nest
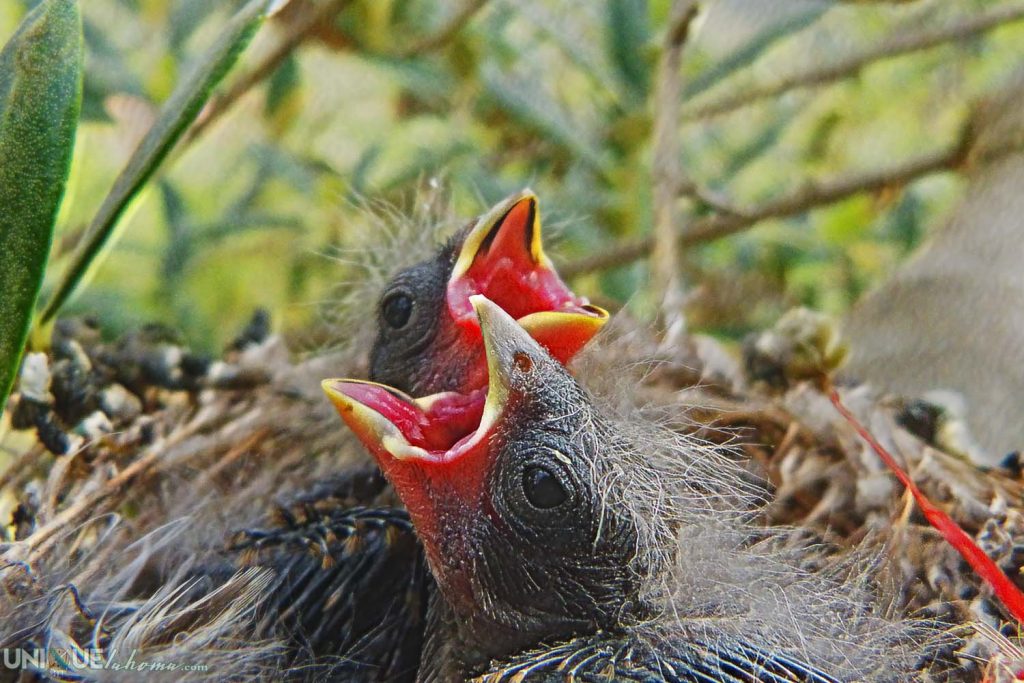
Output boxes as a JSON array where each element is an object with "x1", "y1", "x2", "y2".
[{"x1": 828, "y1": 386, "x2": 1024, "y2": 625}]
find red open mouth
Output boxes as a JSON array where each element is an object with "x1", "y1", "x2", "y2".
[
  {"x1": 326, "y1": 382, "x2": 487, "y2": 464},
  {"x1": 324, "y1": 296, "x2": 529, "y2": 470},
  {"x1": 446, "y1": 191, "x2": 607, "y2": 363}
]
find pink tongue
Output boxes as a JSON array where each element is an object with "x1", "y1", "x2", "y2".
[
  {"x1": 340, "y1": 383, "x2": 485, "y2": 452},
  {"x1": 422, "y1": 391, "x2": 486, "y2": 451}
]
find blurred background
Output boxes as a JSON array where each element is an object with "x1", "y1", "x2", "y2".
[{"x1": 0, "y1": 0, "x2": 1020, "y2": 353}]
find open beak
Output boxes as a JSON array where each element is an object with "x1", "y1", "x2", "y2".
[
  {"x1": 446, "y1": 189, "x2": 608, "y2": 363},
  {"x1": 320, "y1": 379, "x2": 487, "y2": 465},
  {"x1": 321, "y1": 296, "x2": 534, "y2": 470}
]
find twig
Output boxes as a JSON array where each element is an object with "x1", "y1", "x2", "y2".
[
  {"x1": 651, "y1": 1, "x2": 700, "y2": 344},
  {"x1": 19, "y1": 407, "x2": 215, "y2": 558},
  {"x1": 683, "y1": 139, "x2": 966, "y2": 244},
  {"x1": 200, "y1": 427, "x2": 271, "y2": 485},
  {"x1": 392, "y1": 0, "x2": 489, "y2": 58},
  {"x1": 561, "y1": 134, "x2": 968, "y2": 278},
  {"x1": 185, "y1": 0, "x2": 481, "y2": 146},
  {"x1": 681, "y1": 3, "x2": 1024, "y2": 121},
  {"x1": 181, "y1": 0, "x2": 351, "y2": 148}
]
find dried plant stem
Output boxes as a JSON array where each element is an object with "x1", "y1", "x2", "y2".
[
  {"x1": 561, "y1": 131, "x2": 969, "y2": 278},
  {"x1": 17, "y1": 407, "x2": 215, "y2": 558},
  {"x1": 681, "y1": 3, "x2": 1024, "y2": 121},
  {"x1": 651, "y1": 0, "x2": 700, "y2": 344}
]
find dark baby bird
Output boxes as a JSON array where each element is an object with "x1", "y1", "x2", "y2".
[{"x1": 325, "y1": 296, "x2": 931, "y2": 683}]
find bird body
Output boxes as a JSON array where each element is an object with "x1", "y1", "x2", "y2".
[{"x1": 0, "y1": 190, "x2": 970, "y2": 682}]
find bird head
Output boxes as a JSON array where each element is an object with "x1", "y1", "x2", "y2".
[
  {"x1": 325, "y1": 295, "x2": 643, "y2": 665},
  {"x1": 368, "y1": 190, "x2": 607, "y2": 395}
]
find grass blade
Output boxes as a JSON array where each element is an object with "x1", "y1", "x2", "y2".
[
  {"x1": 38, "y1": 0, "x2": 276, "y2": 324},
  {"x1": 0, "y1": 0, "x2": 82, "y2": 409}
]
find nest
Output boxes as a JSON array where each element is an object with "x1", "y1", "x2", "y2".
[{"x1": 0, "y1": 310, "x2": 1022, "y2": 681}]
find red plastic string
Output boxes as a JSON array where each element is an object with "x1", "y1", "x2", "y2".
[{"x1": 827, "y1": 386, "x2": 1024, "y2": 624}]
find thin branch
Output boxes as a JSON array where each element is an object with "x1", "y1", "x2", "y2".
[
  {"x1": 181, "y1": 0, "x2": 351, "y2": 148},
  {"x1": 392, "y1": 0, "x2": 489, "y2": 58},
  {"x1": 651, "y1": 0, "x2": 700, "y2": 343},
  {"x1": 681, "y1": 3, "x2": 1024, "y2": 121},
  {"x1": 561, "y1": 134, "x2": 969, "y2": 279}
]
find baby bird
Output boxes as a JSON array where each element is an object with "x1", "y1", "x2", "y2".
[{"x1": 324, "y1": 296, "x2": 929, "y2": 682}]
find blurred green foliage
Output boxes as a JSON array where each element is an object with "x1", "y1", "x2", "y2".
[
  {"x1": 0, "y1": 0, "x2": 1019, "y2": 351},
  {"x1": 37, "y1": 0, "x2": 273, "y2": 325}
]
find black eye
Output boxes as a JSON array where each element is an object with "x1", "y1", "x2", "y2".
[
  {"x1": 523, "y1": 466, "x2": 567, "y2": 509},
  {"x1": 381, "y1": 292, "x2": 413, "y2": 329}
]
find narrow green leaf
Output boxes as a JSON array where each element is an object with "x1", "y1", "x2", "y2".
[
  {"x1": 264, "y1": 52, "x2": 299, "y2": 118},
  {"x1": 606, "y1": 0, "x2": 651, "y2": 105},
  {"x1": 39, "y1": 0, "x2": 275, "y2": 324},
  {"x1": 0, "y1": 0, "x2": 82, "y2": 409}
]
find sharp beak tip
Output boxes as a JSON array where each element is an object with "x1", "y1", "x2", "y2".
[
  {"x1": 321, "y1": 379, "x2": 353, "y2": 409},
  {"x1": 469, "y1": 293, "x2": 496, "y2": 316},
  {"x1": 470, "y1": 294, "x2": 519, "y2": 342}
]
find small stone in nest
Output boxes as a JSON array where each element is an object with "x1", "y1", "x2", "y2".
[
  {"x1": 50, "y1": 347, "x2": 99, "y2": 425},
  {"x1": 35, "y1": 413, "x2": 72, "y2": 455},
  {"x1": 17, "y1": 352, "x2": 52, "y2": 403},
  {"x1": 75, "y1": 411, "x2": 113, "y2": 440},
  {"x1": 9, "y1": 394, "x2": 47, "y2": 432},
  {"x1": 896, "y1": 399, "x2": 942, "y2": 445},
  {"x1": 997, "y1": 451, "x2": 1022, "y2": 479},
  {"x1": 98, "y1": 383, "x2": 143, "y2": 423}
]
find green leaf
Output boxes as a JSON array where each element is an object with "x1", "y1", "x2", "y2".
[
  {"x1": 480, "y1": 65, "x2": 608, "y2": 174},
  {"x1": 605, "y1": 0, "x2": 650, "y2": 105},
  {"x1": 39, "y1": 0, "x2": 275, "y2": 324},
  {"x1": 264, "y1": 51, "x2": 299, "y2": 118},
  {"x1": 0, "y1": 0, "x2": 82, "y2": 410},
  {"x1": 158, "y1": 180, "x2": 192, "y2": 291}
]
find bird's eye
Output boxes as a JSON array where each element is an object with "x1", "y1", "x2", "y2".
[
  {"x1": 381, "y1": 292, "x2": 414, "y2": 329},
  {"x1": 522, "y1": 466, "x2": 567, "y2": 509}
]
